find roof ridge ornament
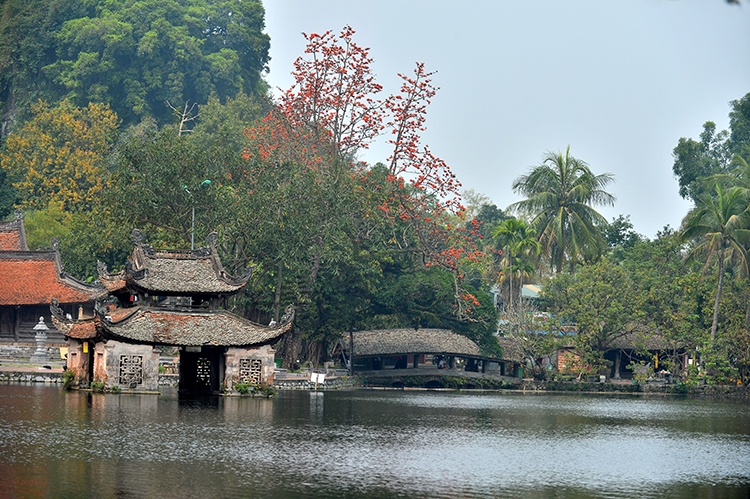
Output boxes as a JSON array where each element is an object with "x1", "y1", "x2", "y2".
[
  {"x1": 132, "y1": 229, "x2": 145, "y2": 246},
  {"x1": 97, "y1": 260, "x2": 110, "y2": 278},
  {"x1": 50, "y1": 237, "x2": 59, "y2": 251},
  {"x1": 279, "y1": 304, "x2": 295, "y2": 325},
  {"x1": 14, "y1": 209, "x2": 24, "y2": 221},
  {"x1": 50, "y1": 298, "x2": 64, "y2": 319},
  {"x1": 206, "y1": 231, "x2": 219, "y2": 248}
]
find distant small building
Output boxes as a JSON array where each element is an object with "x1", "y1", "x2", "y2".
[
  {"x1": 52, "y1": 229, "x2": 294, "y2": 394},
  {"x1": 0, "y1": 211, "x2": 104, "y2": 347}
]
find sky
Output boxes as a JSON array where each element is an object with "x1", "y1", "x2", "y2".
[{"x1": 262, "y1": 0, "x2": 750, "y2": 239}]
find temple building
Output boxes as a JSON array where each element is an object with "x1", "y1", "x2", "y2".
[
  {"x1": 0, "y1": 211, "x2": 103, "y2": 348},
  {"x1": 51, "y1": 229, "x2": 294, "y2": 394}
]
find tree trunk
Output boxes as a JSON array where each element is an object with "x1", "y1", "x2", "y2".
[
  {"x1": 281, "y1": 250, "x2": 323, "y2": 368},
  {"x1": 508, "y1": 252, "x2": 513, "y2": 307},
  {"x1": 710, "y1": 244, "x2": 725, "y2": 346},
  {"x1": 279, "y1": 327, "x2": 302, "y2": 370}
]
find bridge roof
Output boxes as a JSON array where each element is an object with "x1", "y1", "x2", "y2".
[{"x1": 346, "y1": 328, "x2": 506, "y2": 361}]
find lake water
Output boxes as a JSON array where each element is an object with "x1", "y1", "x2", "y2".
[{"x1": 0, "y1": 384, "x2": 748, "y2": 499}]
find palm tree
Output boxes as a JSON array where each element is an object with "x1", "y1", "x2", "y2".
[
  {"x1": 492, "y1": 219, "x2": 541, "y2": 305},
  {"x1": 509, "y1": 147, "x2": 616, "y2": 273},
  {"x1": 680, "y1": 183, "x2": 750, "y2": 345}
]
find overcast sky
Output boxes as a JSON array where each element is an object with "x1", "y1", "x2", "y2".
[{"x1": 263, "y1": 0, "x2": 750, "y2": 239}]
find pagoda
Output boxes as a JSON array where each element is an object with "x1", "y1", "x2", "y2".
[
  {"x1": 0, "y1": 210, "x2": 104, "y2": 348},
  {"x1": 51, "y1": 229, "x2": 294, "y2": 394}
]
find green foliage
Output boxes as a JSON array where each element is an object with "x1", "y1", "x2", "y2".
[
  {"x1": 23, "y1": 202, "x2": 69, "y2": 250},
  {"x1": 62, "y1": 369, "x2": 76, "y2": 390},
  {"x1": 234, "y1": 381, "x2": 275, "y2": 397},
  {"x1": 108, "y1": 123, "x2": 235, "y2": 249},
  {"x1": 680, "y1": 182, "x2": 750, "y2": 343},
  {"x1": 0, "y1": 169, "x2": 18, "y2": 220},
  {"x1": 0, "y1": 0, "x2": 270, "y2": 134},
  {"x1": 672, "y1": 92, "x2": 750, "y2": 202},
  {"x1": 542, "y1": 260, "x2": 639, "y2": 373},
  {"x1": 602, "y1": 214, "x2": 643, "y2": 263},
  {"x1": 673, "y1": 122, "x2": 732, "y2": 202}
]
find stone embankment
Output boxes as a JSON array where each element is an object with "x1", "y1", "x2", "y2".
[
  {"x1": 0, "y1": 369, "x2": 64, "y2": 383},
  {"x1": 273, "y1": 369, "x2": 361, "y2": 390}
]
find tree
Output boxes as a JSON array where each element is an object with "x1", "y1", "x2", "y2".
[
  {"x1": 108, "y1": 123, "x2": 233, "y2": 249},
  {"x1": 672, "y1": 92, "x2": 750, "y2": 202},
  {"x1": 509, "y1": 147, "x2": 615, "y2": 274},
  {"x1": 0, "y1": 0, "x2": 93, "y2": 135},
  {"x1": 672, "y1": 121, "x2": 732, "y2": 202},
  {"x1": 242, "y1": 27, "x2": 488, "y2": 366},
  {"x1": 1, "y1": 100, "x2": 119, "y2": 214},
  {"x1": 602, "y1": 214, "x2": 643, "y2": 263},
  {"x1": 542, "y1": 260, "x2": 640, "y2": 375},
  {"x1": 492, "y1": 219, "x2": 540, "y2": 305},
  {"x1": 620, "y1": 229, "x2": 705, "y2": 376},
  {"x1": 497, "y1": 298, "x2": 562, "y2": 380},
  {"x1": 729, "y1": 92, "x2": 750, "y2": 152},
  {"x1": 680, "y1": 183, "x2": 750, "y2": 345}
]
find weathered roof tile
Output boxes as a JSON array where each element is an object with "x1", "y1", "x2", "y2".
[{"x1": 0, "y1": 252, "x2": 105, "y2": 305}]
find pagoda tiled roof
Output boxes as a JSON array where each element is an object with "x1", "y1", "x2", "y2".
[
  {"x1": 95, "y1": 304, "x2": 294, "y2": 347},
  {"x1": 346, "y1": 328, "x2": 503, "y2": 361},
  {"x1": 0, "y1": 251, "x2": 106, "y2": 305},
  {"x1": 51, "y1": 315, "x2": 98, "y2": 340},
  {"x1": 115, "y1": 235, "x2": 253, "y2": 295}
]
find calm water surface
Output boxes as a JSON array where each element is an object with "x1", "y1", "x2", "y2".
[{"x1": 0, "y1": 384, "x2": 748, "y2": 499}]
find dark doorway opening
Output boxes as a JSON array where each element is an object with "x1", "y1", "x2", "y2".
[{"x1": 179, "y1": 348, "x2": 223, "y2": 394}]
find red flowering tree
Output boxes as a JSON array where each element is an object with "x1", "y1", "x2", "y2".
[{"x1": 242, "y1": 27, "x2": 494, "y2": 365}]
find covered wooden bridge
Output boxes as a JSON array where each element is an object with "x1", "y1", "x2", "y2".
[{"x1": 342, "y1": 328, "x2": 523, "y2": 386}]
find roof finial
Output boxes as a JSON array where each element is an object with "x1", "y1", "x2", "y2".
[{"x1": 132, "y1": 229, "x2": 145, "y2": 246}]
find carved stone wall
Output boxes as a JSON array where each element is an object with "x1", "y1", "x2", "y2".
[
  {"x1": 104, "y1": 341, "x2": 160, "y2": 392},
  {"x1": 224, "y1": 345, "x2": 275, "y2": 392}
]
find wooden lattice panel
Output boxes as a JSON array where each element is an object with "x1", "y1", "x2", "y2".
[
  {"x1": 239, "y1": 358, "x2": 262, "y2": 384},
  {"x1": 119, "y1": 355, "x2": 144, "y2": 385}
]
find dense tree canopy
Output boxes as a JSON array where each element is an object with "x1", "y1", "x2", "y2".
[{"x1": 0, "y1": 0, "x2": 270, "y2": 133}]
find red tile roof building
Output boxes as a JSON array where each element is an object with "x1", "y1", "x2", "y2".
[{"x1": 0, "y1": 212, "x2": 104, "y2": 344}]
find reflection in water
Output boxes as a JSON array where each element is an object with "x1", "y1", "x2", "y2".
[{"x1": 0, "y1": 385, "x2": 748, "y2": 499}]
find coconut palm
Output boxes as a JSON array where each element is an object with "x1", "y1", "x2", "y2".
[
  {"x1": 492, "y1": 218, "x2": 541, "y2": 305},
  {"x1": 509, "y1": 147, "x2": 615, "y2": 274},
  {"x1": 680, "y1": 183, "x2": 750, "y2": 344}
]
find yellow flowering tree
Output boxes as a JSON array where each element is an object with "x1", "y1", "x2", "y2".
[{"x1": 1, "y1": 100, "x2": 119, "y2": 213}]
